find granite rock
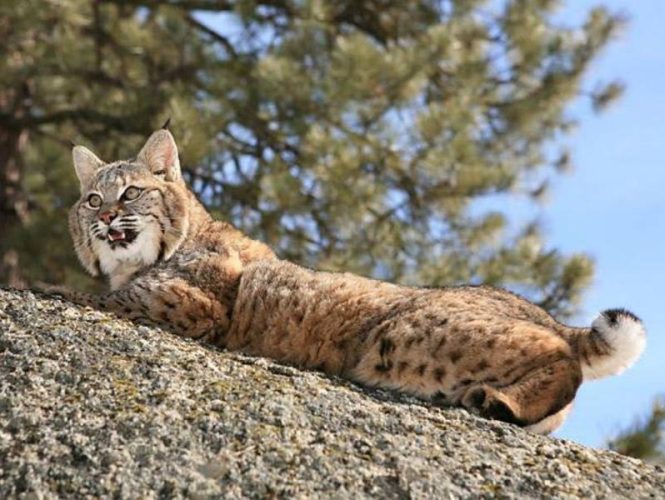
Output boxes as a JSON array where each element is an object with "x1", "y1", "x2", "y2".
[{"x1": 1, "y1": 288, "x2": 663, "y2": 499}]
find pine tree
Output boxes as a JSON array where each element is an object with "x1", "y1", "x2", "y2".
[
  {"x1": 0, "y1": 0, "x2": 218, "y2": 288},
  {"x1": 0, "y1": 0, "x2": 625, "y2": 318},
  {"x1": 609, "y1": 399, "x2": 665, "y2": 465}
]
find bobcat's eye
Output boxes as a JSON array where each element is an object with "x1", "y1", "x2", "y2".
[
  {"x1": 121, "y1": 186, "x2": 142, "y2": 201},
  {"x1": 87, "y1": 193, "x2": 102, "y2": 208}
]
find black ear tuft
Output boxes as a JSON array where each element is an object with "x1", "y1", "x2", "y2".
[{"x1": 161, "y1": 117, "x2": 171, "y2": 130}]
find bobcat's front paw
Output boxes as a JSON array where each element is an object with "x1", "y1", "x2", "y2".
[
  {"x1": 33, "y1": 282, "x2": 93, "y2": 308},
  {"x1": 34, "y1": 282, "x2": 73, "y2": 297}
]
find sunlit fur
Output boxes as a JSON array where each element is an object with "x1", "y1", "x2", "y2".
[{"x1": 62, "y1": 129, "x2": 646, "y2": 435}]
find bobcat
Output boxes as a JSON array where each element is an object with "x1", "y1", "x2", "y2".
[{"x1": 59, "y1": 127, "x2": 646, "y2": 434}]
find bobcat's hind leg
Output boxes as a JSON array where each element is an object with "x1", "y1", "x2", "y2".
[
  {"x1": 461, "y1": 384, "x2": 525, "y2": 426},
  {"x1": 461, "y1": 356, "x2": 582, "y2": 432}
]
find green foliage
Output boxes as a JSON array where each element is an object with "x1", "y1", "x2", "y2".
[
  {"x1": 609, "y1": 399, "x2": 665, "y2": 464},
  {"x1": 0, "y1": 0, "x2": 624, "y2": 316}
]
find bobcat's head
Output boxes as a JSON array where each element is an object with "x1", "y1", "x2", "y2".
[{"x1": 69, "y1": 129, "x2": 191, "y2": 289}]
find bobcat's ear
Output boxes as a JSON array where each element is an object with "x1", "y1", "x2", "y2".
[
  {"x1": 137, "y1": 129, "x2": 182, "y2": 182},
  {"x1": 72, "y1": 146, "x2": 104, "y2": 191}
]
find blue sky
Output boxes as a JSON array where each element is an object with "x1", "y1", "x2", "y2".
[{"x1": 543, "y1": 0, "x2": 664, "y2": 447}]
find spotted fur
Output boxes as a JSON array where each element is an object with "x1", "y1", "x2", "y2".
[{"x1": 60, "y1": 129, "x2": 646, "y2": 434}]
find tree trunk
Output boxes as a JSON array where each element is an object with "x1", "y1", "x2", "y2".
[{"x1": 0, "y1": 114, "x2": 30, "y2": 288}]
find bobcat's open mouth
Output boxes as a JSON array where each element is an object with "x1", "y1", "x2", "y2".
[{"x1": 107, "y1": 228, "x2": 138, "y2": 246}]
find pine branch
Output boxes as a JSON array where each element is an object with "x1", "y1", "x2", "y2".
[
  {"x1": 0, "y1": 110, "x2": 146, "y2": 133},
  {"x1": 100, "y1": 0, "x2": 234, "y2": 11},
  {"x1": 184, "y1": 14, "x2": 237, "y2": 58}
]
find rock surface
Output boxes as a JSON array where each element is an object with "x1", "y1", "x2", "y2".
[{"x1": 0, "y1": 287, "x2": 663, "y2": 499}]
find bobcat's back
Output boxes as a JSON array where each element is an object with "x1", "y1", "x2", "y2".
[{"x1": 229, "y1": 260, "x2": 571, "y2": 392}]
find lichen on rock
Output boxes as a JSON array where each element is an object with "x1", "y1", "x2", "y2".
[{"x1": 1, "y1": 288, "x2": 663, "y2": 498}]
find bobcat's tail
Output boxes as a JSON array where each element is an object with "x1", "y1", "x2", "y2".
[{"x1": 570, "y1": 308, "x2": 646, "y2": 381}]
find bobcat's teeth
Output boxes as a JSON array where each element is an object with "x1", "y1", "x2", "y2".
[{"x1": 107, "y1": 229, "x2": 125, "y2": 242}]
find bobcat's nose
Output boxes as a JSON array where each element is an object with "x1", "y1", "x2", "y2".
[{"x1": 99, "y1": 210, "x2": 118, "y2": 225}]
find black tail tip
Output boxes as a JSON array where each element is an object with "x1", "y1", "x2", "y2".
[{"x1": 602, "y1": 308, "x2": 641, "y2": 326}]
